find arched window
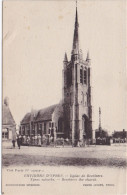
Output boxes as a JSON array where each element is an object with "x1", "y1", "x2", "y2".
[
  {"x1": 67, "y1": 67, "x2": 72, "y2": 87},
  {"x1": 88, "y1": 68, "x2": 90, "y2": 84},
  {"x1": 58, "y1": 118, "x2": 63, "y2": 132},
  {"x1": 44, "y1": 123, "x2": 46, "y2": 134},
  {"x1": 80, "y1": 69, "x2": 83, "y2": 83},
  {"x1": 84, "y1": 69, "x2": 87, "y2": 84},
  {"x1": 38, "y1": 123, "x2": 42, "y2": 135}
]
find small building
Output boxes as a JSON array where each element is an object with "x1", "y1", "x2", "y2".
[
  {"x1": 2, "y1": 97, "x2": 16, "y2": 141},
  {"x1": 95, "y1": 129, "x2": 108, "y2": 139},
  {"x1": 95, "y1": 129, "x2": 110, "y2": 145},
  {"x1": 112, "y1": 129, "x2": 127, "y2": 143}
]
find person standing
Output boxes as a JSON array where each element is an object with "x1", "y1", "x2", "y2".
[{"x1": 17, "y1": 135, "x2": 21, "y2": 149}]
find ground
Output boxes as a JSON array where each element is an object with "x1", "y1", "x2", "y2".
[
  {"x1": 2, "y1": 142, "x2": 127, "y2": 195},
  {"x1": 2, "y1": 141, "x2": 127, "y2": 168}
]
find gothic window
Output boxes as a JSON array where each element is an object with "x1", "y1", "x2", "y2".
[
  {"x1": 23, "y1": 126, "x2": 25, "y2": 135},
  {"x1": 58, "y1": 118, "x2": 63, "y2": 132},
  {"x1": 38, "y1": 123, "x2": 42, "y2": 135},
  {"x1": 80, "y1": 69, "x2": 83, "y2": 83},
  {"x1": 51, "y1": 122, "x2": 54, "y2": 128},
  {"x1": 40, "y1": 124, "x2": 42, "y2": 130},
  {"x1": 84, "y1": 69, "x2": 87, "y2": 84},
  {"x1": 49, "y1": 122, "x2": 51, "y2": 128},
  {"x1": 44, "y1": 122, "x2": 46, "y2": 134},
  {"x1": 67, "y1": 68, "x2": 72, "y2": 87},
  {"x1": 26, "y1": 124, "x2": 30, "y2": 135},
  {"x1": 32, "y1": 124, "x2": 35, "y2": 135},
  {"x1": 49, "y1": 122, "x2": 54, "y2": 128},
  {"x1": 88, "y1": 68, "x2": 90, "y2": 84}
]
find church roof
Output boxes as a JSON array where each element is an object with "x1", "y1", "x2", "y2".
[
  {"x1": 21, "y1": 112, "x2": 31, "y2": 124},
  {"x1": 20, "y1": 104, "x2": 58, "y2": 124},
  {"x1": 2, "y1": 103, "x2": 16, "y2": 126},
  {"x1": 36, "y1": 104, "x2": 58, "y2": 122}
]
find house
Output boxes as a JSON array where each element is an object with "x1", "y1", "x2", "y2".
[
  {"x1": 2, "y1": 97, "x2": 16, "y2": 141},
  {"x1": 112, "y1": 129, "x2": 127, "y2": 143}
]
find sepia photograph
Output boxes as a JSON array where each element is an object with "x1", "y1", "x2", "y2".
[{"x1": 2, "y1": 0, "x2": 127, "y2": 194}]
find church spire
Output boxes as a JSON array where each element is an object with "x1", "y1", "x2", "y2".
[
  {"x1": 86, "y1": 51, "x2": 90, "y2": 61},
  {"x1": 72, "y1": 1, "x2": 79, "y2": 55},
  {"x1": 64, "y1": 52, "x2": 68, "y2": 62}
]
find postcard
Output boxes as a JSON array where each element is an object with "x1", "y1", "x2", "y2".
[{"x1": 2, "y1": 0, "x2": 127, "y2": 195}]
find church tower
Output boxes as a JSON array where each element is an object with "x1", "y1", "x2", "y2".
[{"x1": 62, "y1": 3, "x2": 92, "y2": 145}]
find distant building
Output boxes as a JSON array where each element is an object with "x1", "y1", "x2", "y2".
[
  {"x1": 20, "y1": 4, "x2": 93, "y2": 146},
  {"x1": 112, "y1": 129, "x2": 127, "y2": 142},
  {"x1": 2, "y1": 97, "x2": 16, "y2": 140},
  {"x1": 95, "y1": 128, "x2": 110, "y2": 145},
  {"x1": 95, "y1": 129, "x2": 108, "y2": 139}
]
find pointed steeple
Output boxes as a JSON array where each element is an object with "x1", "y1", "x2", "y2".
[
  {"x1": 4, "y1": 97, "x2": 9, "y2": 106},
  {"x1": 86, "y1": 50, "x2": 90, "y2": 61},
  {"x1": 64, "y1": 52, "x2": 68, "y2": 62},
  {"x1": 72, "y1": 2, "x2": 79, "y2": 55}
]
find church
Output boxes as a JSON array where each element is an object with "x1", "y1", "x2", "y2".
[{"x1": 20, "y1": 4, "x2": 93, "y2": 146}]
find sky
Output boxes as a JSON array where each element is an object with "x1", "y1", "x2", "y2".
[{"x1": 3, "y1": 0, "x2": 126, "y2": 134}]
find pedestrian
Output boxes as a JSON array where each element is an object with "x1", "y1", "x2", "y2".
[
  {"x1": 12, "y1": 140, "x2": 15, "y2": 148},
  {"x1": 27, "y1": 136, "x2": 30, "y2": 146},
  {"x1": 77, "y1": 140, "x2": 80, "y2": 147},
  {"x1": 17, "y1": 135, "x2": 21, "y2": 149}
]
